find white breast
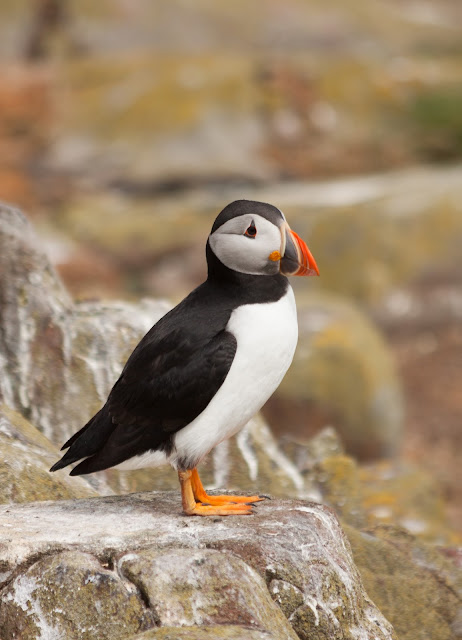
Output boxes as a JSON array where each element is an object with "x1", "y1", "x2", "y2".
[{"x1": 172, "y1": 286, "x2": 298, "y2": 469}]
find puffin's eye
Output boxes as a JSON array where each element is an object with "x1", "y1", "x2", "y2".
[{"x1": 244, "y1": 224, "x2": 257, "y2": 238}]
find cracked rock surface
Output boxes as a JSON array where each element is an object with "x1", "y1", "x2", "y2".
[{"x1": 0, "y1": 493, "x2": 395, "y2": 640}]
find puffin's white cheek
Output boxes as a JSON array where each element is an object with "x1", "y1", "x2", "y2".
[
  {"x1": 210, "y1": 235, "x2": 278, "y2": 276},
  {"x1": 241, "y1": 240, "x2": 273, "y2": 271}
]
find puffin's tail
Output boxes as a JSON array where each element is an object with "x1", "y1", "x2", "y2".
[{"x1": 49, "y1": 406, "x2": 115, "y2": 473}]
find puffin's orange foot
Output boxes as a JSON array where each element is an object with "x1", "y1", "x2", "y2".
[
  {"x1": 184, "y1": 501, "x2": 254, "y2": 517},
  {"x1": 189, "y1": 468, "x2": 264, "y2": 506},
  {"x1": 200, "y1": 493, "x2": 264, "y2": 506},
  {"x1": 179, "y1": 468, "x2": 259, "y2": 517}
]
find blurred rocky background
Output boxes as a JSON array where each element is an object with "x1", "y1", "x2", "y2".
[{"x1": 0, "y1": 2, "x2": 461, "y2": 636}]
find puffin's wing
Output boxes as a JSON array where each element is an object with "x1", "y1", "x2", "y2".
[
  {"x1": 57, "y1": 322, "x2": 237, "y2": 474},
  {"x1": 109, "y1": 325, "x2": 237, "y2": 433}
]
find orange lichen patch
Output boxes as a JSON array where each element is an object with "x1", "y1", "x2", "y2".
[{"x1": 269, "y1": 250, "x2": 281, "y2": 261}]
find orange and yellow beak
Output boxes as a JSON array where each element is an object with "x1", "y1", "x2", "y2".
[{"x1": 279, "y1": 224, "x2": 319, "y2": 277}]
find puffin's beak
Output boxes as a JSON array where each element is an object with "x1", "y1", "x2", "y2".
[{"x1": 279, "y1": 223, "x2": 319, "y2": 277}]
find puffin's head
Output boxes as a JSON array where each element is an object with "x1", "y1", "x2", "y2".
[{"x1": 208, "y1": 200, "x2": 319, "y2": 277}]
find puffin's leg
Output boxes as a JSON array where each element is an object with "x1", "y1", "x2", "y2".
[
  {"x1": 178, "y1": 470, "x2": 253, "y2": 516},
  {"x1": 190, "y1": 468, "x2": 264, "y2": 505}
]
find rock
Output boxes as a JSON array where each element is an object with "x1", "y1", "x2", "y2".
[
  {"x1": 373, "y1": 284, "x2": 462, "y2": 534},
  {"x1": 0, "y1": 201, "x2": 71, "y2": 413},
  {"x1": 50, "y1": 54, "x2": 271, "y2": 187},
  {"x1": 312, "y1": 454, "x2": 365, "y2": 529},
  {"x1": 119, "y1": 549, "x2": 296, "y2": 639},
  {"x1": 0, "y1": 493, "x2": 395, "y2": 640},
  {"x1": 321, "y1": 456, "x2": 456, "y2": 542},
  {"x1": 279, "y1": 425, "x2": 345, "y2": 474},
  {"x1": 57, "y1": 193, "x2": 210, "y2": 299},
  {"x1": 263, "y1": 292, "x2": 404, "y2": 460},
  {"x1": 346, "y1": 524, "x2": 462, "y2": 640},
  {"x1": 0, "y1": 551, "x2": 155, "y2": 640},
  {"x1": 0, "y1": 403, "x2": 107, "y2": 502},
  {"x1": 33, "y1": 36, "x2": 462, "y2": 186},
  {"x1": 309, "y1": 452, "x2": 453, "y2": 542},
  {"x1": 358, "y1": 461, "x2": 453, "y2": 543},
  {"x1": 280, "y1": 431, "x2": 456, "y2": 541}
]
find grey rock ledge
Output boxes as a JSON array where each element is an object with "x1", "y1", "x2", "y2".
[{"x1": 0, "y1": 492, "x2": 396, "y2": 640}]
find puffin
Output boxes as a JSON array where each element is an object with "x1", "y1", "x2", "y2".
[{"x1": 50, "y1": 200, "x2": 319, "y2": 516}]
